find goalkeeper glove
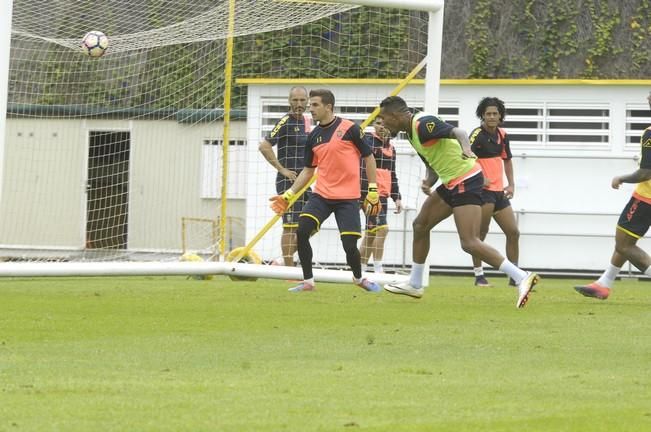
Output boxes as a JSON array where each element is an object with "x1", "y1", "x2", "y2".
[
  {"x1": 363, "y1": 183, "x2": 381, "y2": 216},
  {"x1": 270, "y1": 189, "x2": 295, "y2": 215}
]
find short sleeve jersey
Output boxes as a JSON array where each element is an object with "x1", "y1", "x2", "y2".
[
  {"x1": 305, "y1": 117, "x2": 373, "y2": 200},
  {"x1": 265, "y1": 113, "x2": 312, "y2": 173},
  {"x1": 407, "y1": 112, "x2": 477, "y2": 186},
  {"x1": 469, "y1": 126, "x2": 512, "y2": 191},
  {"x1": 633, "y1": 126, "x2": 651, "y2": 203},
  {"x1": 360, "y1": 132, "x2": 401, "y2": 200}
]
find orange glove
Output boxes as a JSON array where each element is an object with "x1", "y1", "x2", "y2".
[
  {"x1": 270, "y1": 189, "x2": 294, "y2": 215},
  {"x1": 363, "y1": 183, "x2": 381, "y2": 216}
]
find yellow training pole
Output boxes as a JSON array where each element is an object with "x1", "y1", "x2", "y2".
[
  {"x1": 232, "y1": 176, "x2": 315, "y2": 262},
  {"x1": 219, "y1": 0, "x2": 236, "y2": 260},
  {"x1": 232, "y1": 57, "x2": 427, "y2": 263}
]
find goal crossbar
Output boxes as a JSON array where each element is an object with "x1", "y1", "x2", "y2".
[
  {"x1": 0, "y1": 261, "x2": 408, "y2": 285},
  {"x1": 322, "y1": 0, "x2": 443, "y2": 12}
]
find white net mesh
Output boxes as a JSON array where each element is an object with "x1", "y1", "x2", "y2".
[
  {"x1": 12, "y1": 0, "x2": 356, "y2": 50},
  {"x1": 5, "y1": 0, "x2": 430, "y2": 271}
]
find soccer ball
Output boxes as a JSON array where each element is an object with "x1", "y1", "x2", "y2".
[{"x1": 80, "y1": 31, "x2": 109, "y2": 58}]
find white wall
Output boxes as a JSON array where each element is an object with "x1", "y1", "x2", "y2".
[
  {"x1": 245, "y1": 82, "x2": 650, "y2": 272},
  {"x1": 1, "y1": 117, "x2": 247, "y2": 256},
  {"x1": 3, "y1": 82, "x2": 649, "y2": 270}
]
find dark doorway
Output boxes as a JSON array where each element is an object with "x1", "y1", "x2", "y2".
[{"x1": 86, "y1": 131, "x2": 130, "y2": 249}]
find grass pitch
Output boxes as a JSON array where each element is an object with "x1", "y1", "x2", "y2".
[{"x1": 1, "y1": 275, "x2": 650, "y2": 431}]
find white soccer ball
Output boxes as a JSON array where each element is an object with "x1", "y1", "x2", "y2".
[{"x1": 80, "y1": 31, "x2": 109, "y2": 58}]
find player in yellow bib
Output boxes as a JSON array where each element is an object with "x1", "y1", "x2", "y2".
[
  {"x1": 378, "y1": 96, "x2": 539, "y2": 308},
  {"x1": 575, "y1": 91, "x2": 651, "y2": 300}
]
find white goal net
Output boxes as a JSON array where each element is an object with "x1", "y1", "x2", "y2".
[{"x1": 4, "y1": 0, "x2": 432, "y2": 279}]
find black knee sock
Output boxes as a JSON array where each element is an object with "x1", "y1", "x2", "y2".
[
  {"x1": 342, "y1": 235, "x2": 362, "y2": 279},
  {"x1": 296, "y1": 218, "x2": 317, "y2": 280}
]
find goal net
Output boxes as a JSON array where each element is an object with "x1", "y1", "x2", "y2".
[{"x1": 4, "y1": 0, "x2": 433, "y2": 278}]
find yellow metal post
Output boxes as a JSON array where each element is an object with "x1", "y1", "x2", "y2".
[{"x1": 219, "y1": 0, "x2": 236, "y2": 260}]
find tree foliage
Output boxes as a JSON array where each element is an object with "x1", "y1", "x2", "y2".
[
  {"x1": 451, "y1": 0, "x2": 650, "y2": 79},
  {"x1": 9, "y1": 0, "x2": 650, "y2": 111}
]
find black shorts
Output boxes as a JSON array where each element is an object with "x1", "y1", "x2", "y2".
[
  {"x1": 480, "y1": 189, "x2": 511, "y2": 212},
  {"x1": 436, "y1": 172, "x2": 484, "y2": 208},
  {"x1": 300, "y1": 193, "x2": 361, "y2": 236},
  {"x1": 277, "y1": 177, "x2": 310, "y2": 228},
  {"x1": 364, "y1": 196, "x2": 389, "y2": 232},
  {"x1": 617, "y1": 196, "x2": 651, "y2": 239}
]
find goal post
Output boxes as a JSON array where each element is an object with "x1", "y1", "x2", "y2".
[
  {"x1": 322, "y1": 0, "x2": 444, "y2": 113},
  {"x1": 219, "y1": 0, "x2": 236, "y2": 260},
  {"x1": 0, "y1": 260, "x2": 406, "y2": 285},
  {"x1": 1, "y1": 0, "x2": 445, "y2": 281},
  {"x1": 0, "y1": 0, "x2": 14, "y2": 207}
]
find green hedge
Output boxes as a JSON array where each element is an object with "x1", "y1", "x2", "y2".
[{"x1": 10, "y1": 1, "x2": 650, "y2": 112}]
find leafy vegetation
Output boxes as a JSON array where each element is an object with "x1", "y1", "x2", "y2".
[
  {"x1": 9, "y1": 1, "x2": 651, "y2": 111},
  {"x1": 458, "y1": 0, "x2": 650, "y2": 79}
]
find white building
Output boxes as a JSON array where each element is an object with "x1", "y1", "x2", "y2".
[
  {"x1": 2, "y1": 80, "x2": 650, "y2": 275},
  {"x1": 242, "y1": 79, "x2": 651, "y2": 275}
]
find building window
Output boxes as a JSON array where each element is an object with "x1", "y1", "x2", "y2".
[
  {"x1": 626, "y1": 104, "x2": 651, "y2": 152},
  {"x1": 505, "y1": 104, "x2": 610, "y2": 150}
]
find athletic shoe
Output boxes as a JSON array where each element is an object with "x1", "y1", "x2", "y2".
[
  {"x1": 574, "y1": 282, "x2": 610, "y2": 300},
  {"x1": 474, "y1": 275, "x2": 492, "y2": 287},
  {"x1": 356, "y1": 278, "x2": 381, "y2": 292},
  {"x1": 288, "y1": 281, "x2": 315, "y2": 292},
  {"x1": 384, "y1": 282, "x2": 424, "y2": 299},
  {"x1": 516, "y1": 272, "x2": 540, "y2": 308}
]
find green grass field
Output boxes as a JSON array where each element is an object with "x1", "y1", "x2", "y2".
[{"x1": 1, "y1": 275, "x2": 650, "y2": 431}]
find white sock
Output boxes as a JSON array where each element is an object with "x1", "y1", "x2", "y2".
[
  {"x1": 305, "y1": 277, "x2": 315, "y2": 287},
  {"x1": 498, "y1": 259, "x2": 527, "y2": 284},
  {"x1": 409, "y1": 263, "x2": 425, "y2": 289},
  {"x1": 374, "y1": 260, "x2": 384, "y2": 273},
  {"x1": 473, "y1": 266, "x2": 484, "y2": 277},
  {"x1": 597, "y1": 264, "x2": 621, "y2": 288}
]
